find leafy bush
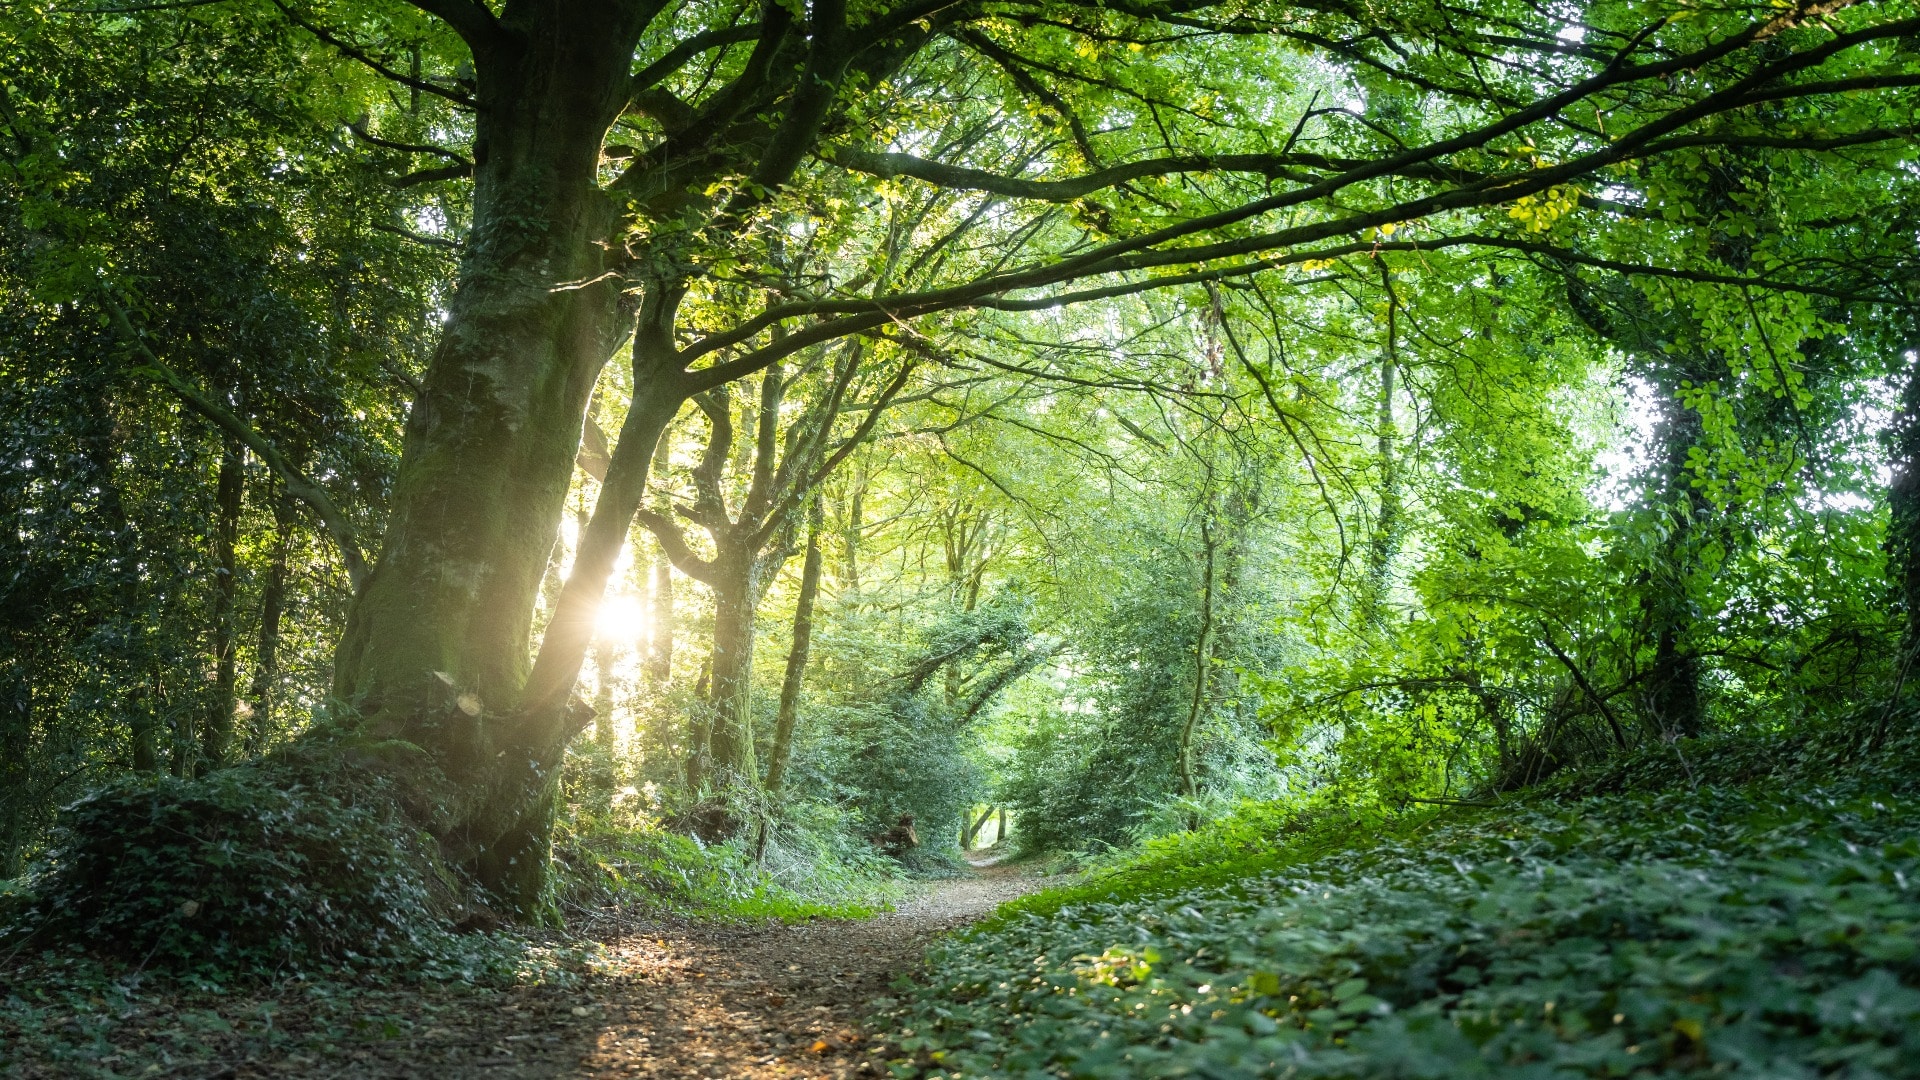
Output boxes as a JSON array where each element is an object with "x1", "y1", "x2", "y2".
[
  {"x1": 824, "y1": 698, "x2": 986, "y2": 852},
  {"x1": 882, "y1": 733, "x2": 1920, "y2": 1078},
  {"x1": 2, "y1": 766, "x2": 452, "y2": 974},
  {"x1": 554, "y1": 814, "x2": 894, "y2": 922}
]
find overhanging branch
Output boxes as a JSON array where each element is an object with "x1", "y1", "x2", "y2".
[{"x1": 101, "y1": 291, "x2": 370, "y2": 591}]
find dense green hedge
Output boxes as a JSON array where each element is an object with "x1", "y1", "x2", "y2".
[
  {"x1": 883, "y1": 730, "x2": 1920, "y2": 1078},
  {"x1": 1, "y1": 766, "x2": 451, "y2": 974}
]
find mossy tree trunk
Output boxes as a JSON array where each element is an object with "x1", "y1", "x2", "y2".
[
  {"x1": 322, "y1": 7, "x2": 661, "y2": 913},
  {"x1": 277, "y1": 0, "x2": 906, "y2": 912}
]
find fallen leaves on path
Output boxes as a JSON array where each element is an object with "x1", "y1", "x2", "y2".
[{"x1": 1, "y1": 861, "x2": 1041, "y2": 1079}]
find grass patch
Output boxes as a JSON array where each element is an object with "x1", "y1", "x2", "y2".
[{"x1": 982, "y1": 798, "x2": 1417, "y2": 932}]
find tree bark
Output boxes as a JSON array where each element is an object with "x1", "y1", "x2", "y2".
[
  {"x1": 643, "y1": 430, "x2": 677, "y2": 684},
  {"x1": 705, "y1": 550, "x2": 763, "y2": 785},
  {"x1": 763, "y1": 509, "x2": 823, "y2": 791},
  {"x1": 245, "y1": 489, "x2": 293, "y2": 751},
  {"x1": 841, "y1": 469, "x2": 865, "y2": 592},
  {"x1": 1363, "y1": 270, "x2": 1400, "y2": 629},
  {"x1": 0, "y1": 660, "x2": 29, "y2": 879},
  {"x1": 1642, "y1": 389, "x2": 1707, "y2": 740},
  {"x1": 1893, "y1": 356, "x2": 1920, "y2": 635},
  {"x1": 1178, "y1": 518, "x2": 1217, "y2": 829},
  {"x1": 962, "y1": 804, "x2": 994, "y2": 848},
  {"x1": 1875, "y1": 354, "x2": 1920, "y2": 751},
  {"x1": 202, "y1": 436, "x2": 244, "y2": 771},
  {"x1": 321, "y1": 9, "x2": 660, "y2": 912}
]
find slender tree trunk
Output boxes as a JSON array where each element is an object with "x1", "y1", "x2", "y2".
[
  {"x1": 842, "y1": 470, "x2": 864, "y2": 592},
  {"x1": 646, "y1": 434, "x2": 675, "y2": 684},
  {"x1": 764, "y1": 516, "x2": 823, "y2": 791},
  {"x1": 245, "y1": 491, "x2": 293, "y2": 751},
  {"x1": 996, "y1": 805, "x2": 1006, "y2": 844},
  {"x1": 1363, "y1": 273, "x2": 1400, "y2": 629},
  {"x1": 962, "y1": 805, "x2": 993, "y2": 848},
  {"x1": 79, "y1": 381, "x2": 153, "y2": 771},
  {"x1": 1178, "y1": 519, "x2": 1217, "y2": 829},
  {"x1": 202, "y1": 436, "x2": 244, "y2": 772},
  {"x1": 169, "y1": 694, "x2": 194, "y2": 777},
  {"x1": 0, "y1": 659, "x2": 29, "y2": 879}
]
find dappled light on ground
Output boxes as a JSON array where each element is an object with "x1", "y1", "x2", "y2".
[{"x1": 0, "y1": 862, "x2": 1043, "y2": 1079}]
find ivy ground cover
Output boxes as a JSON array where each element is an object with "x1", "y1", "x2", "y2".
[{"x1": 882, "y1": 768, "x2": 1920, "y2": 1078}]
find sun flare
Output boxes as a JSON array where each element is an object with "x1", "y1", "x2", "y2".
[{"x1": 594, "y1": 594, "x2": 649, "y2": 642}]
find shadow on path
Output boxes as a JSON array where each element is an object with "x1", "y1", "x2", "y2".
[{"x1": 254, "y1": 859, "x2": 1039, "y2": 1080}]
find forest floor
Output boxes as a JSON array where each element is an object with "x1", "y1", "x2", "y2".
[{"x1": 1, "y1": 856, "x2": 1044, "y2": 1080}]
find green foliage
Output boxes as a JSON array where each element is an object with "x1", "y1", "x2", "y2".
[
  {"x1": 882, "y1": 726, "x2": 1920, "y2": 1078},
  {"x1": 2, "y1": 765, "x2": 452, "y2": 974},
  {"x1": 554, "y1": 820, "x2": 889, "y2": 923},
  {"x1": 791, "y1": 594, "x2": 1037, "y2": 849},
  {"x1": 551, "y1": 771, "x2": 900, "y2": 920},
  {"x1": 823, "y1": 697, "x2": 987, "y2": 852},
  {"x1": 1, "y1": 921, "x2": 603, "y2": 1076}
]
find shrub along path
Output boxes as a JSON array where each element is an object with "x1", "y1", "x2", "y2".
[{"x1": 0, "y1": 858, "x2": 1042, "y2": 1079}]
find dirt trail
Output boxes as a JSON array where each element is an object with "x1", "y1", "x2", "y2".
[{"x1": 298, "y1": 859, "x2": 1041, "y2": 1080}]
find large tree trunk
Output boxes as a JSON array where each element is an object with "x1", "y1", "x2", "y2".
[
  {"x1": 1642, "y1": 388, "x2": 1706, "y2": 740},
  {"x1": 322, "y1": 10, "x2": 655, "y2": 912},
  {"x1": 1889, "y1": 355, "x2": 1920, "y2": 652},
  {"x1": 704, "y1": 550, "x2": 762, "y2": 785},
  {"x1": 1874, "y1": 354, "x2": 1920, "y2": 751}
]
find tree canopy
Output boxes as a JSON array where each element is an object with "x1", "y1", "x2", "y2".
[{"x1": 3, "y1": 0, "x2": 1920, "y2": 1002}]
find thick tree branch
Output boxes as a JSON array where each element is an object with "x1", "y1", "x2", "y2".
[
  {"x1": 399, "y1": 0, "x2": 502, "y2": 55},
  {"x1": 634, "y1": 507, "x2": 719, "y2": 583},
  {"x1": 827, "y1": 148, "x2": 1324, "y2": 201},
  {"x1": 346, "y1": 119, "x2": 472, "y2": 165},
  {"x1": 394, "y1": 162, "x2": 473, "y2": 187},
  {"x1": 629, "y1": 23, "x2": 764, "y2": 96}
]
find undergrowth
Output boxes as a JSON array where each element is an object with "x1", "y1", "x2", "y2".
[
  {"x1": 0, "y1": 772, "x2": 903, "y2": 1076},
  {"x1": 881, "y1": 721, "x2": 1920, "y2": 1078},
  {"x1": 553, "y1": 802, "x2": 899, "y2": 923}
]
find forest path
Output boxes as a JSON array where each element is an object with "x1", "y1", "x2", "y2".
[{"x1": 313, "y1": 856, "x2": 1044, "y2": 1080}]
